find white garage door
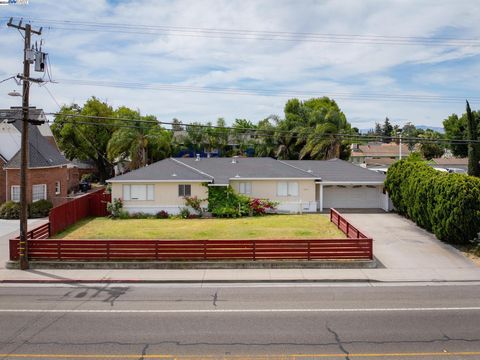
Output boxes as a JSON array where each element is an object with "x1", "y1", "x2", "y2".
[{"x1": 323, "y1": 185, "x2": 382, "y2": 209}]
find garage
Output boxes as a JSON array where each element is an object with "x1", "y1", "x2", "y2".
[{"x1": 321, "y1": 184, "x2": 386, "y2": 210}]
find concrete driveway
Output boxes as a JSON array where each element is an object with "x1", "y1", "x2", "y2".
[
  {"x1": 343, "y1": 212, "x2": 477, "y2": 270},
  {"x1": 0, "y1": 218, "x2": 48, "y2": 269}
]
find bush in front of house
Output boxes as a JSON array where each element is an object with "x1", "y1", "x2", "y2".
[
  {"x1": 249, "y1": 198, "x2": 278, "y2": 216},
  {"x1": 107, "y1": 198, "x2": 129, "y2": 219},
  {"x1": 208, "y1": 186, "x2": 250, "y2": 218},
  {"x1": 29, "y1": 199, "x2": 53, "y2": 218},
  {"x1": 155, "y1": 210, "x2": 169, "y2": 219},
  {"x1": 0, "y1": 201, "x2": 21, "y2": 219},
  {"x1": 385, "y1": 157, "x2": 480, "y2": 245}
]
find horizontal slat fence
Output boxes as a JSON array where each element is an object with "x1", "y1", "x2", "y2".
[
  {"x1": 9, "y1": 238, "x2": 373, "y2": 261},
  {"x1": 330, "y1": 208, "x2": 370, "y2": 239},
  {"x1": 49, "y1": 188, "x2": 111, "y2": 236}
]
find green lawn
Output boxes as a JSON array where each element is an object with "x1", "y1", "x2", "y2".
[{"x1": 54, "y1": 214, "x2": 345, "y2": 240}]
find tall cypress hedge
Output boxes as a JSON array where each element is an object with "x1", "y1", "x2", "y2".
[{"x1": 385, "y1": 160, "x2": 480, "y2": 245}]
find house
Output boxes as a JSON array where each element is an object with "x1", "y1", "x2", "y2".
[
  {"x1": 0, "y1": 107, "x2": 80, "y2": 206},
  {"x1": 351, "y1": 143, "x2": 411, "y2": 167},
  {"x1": 108, "y1": 156, "x2": 389, "y2": 214}
]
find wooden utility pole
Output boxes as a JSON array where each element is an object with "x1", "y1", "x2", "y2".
[{"x1": 7, "y1": 19, "x2": 42, "y2": 270}]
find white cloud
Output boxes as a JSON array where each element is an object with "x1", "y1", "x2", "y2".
[{"x1": 1, "y1": 0, "x2": 479, "y2": 129}]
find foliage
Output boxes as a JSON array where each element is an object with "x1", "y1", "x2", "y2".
[
  {"x1": 418, "y1": 129, "x2": 445, "y2": 160},
  {"x1": 81, "y1": 173, "x2": 98, "y2": 183},
  {"x1": 29, "y1": 200, "x2": 53, "y2": 218},
  {"x1": 0, "y1": 201, "x2": 21, "y2": 219},
  {"x1": 184, "y1": 196, "x2": 204, "y2": 215},
  {"x1": 179, "y1": 207, "x2": 191, "y2": 219},
  {"x1": 107, "y1": 198, "x2": 128, "y2": 219},
  {"x1": 249, "y1": 198, "x2": 278, "y2": 216},
  {"x1": 51, "y1": 97, "x2": 116, "y2": 183},
  {"x1": 385, "y1": 159, "x2": 480, "y2": 245},
  {"x1": 129, "y1": 212, "x2": 155, "y2": 219},
  {"x1": 156, "y1": 210, "x2": 169, "y2": 219},
  {"x1": 207, "y1": 186, "x2": 250, "y2": 218},
  {"x1": 466, "y1": 101, "x2": 480, "y2": 177}
]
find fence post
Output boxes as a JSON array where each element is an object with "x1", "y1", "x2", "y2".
[
  {"x1": 106, "y1": 241, "x2": 110, "y2": 261},
  {"x1": 253, "y1": 241, "x2": 256, "y2": 261},
  {"x1": 203, "y1": 240, "x2": 207, "y2": 260},
  {"x1": 307, "y1": 241, "x2": 311, "y2": 261},
  {"x1": 155, "y1": 241, "x2": 159, "y2": 260},
  {"x1": 57, "y1": 242, "x2": 61, "y2": 260},
  {"x1": 346, "y1": 222, "x2": 350, "y2": 238}
]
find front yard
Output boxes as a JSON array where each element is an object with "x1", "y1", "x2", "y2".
[{"x1": 54, "y1": 214, "x2": 345, "y2": 240}]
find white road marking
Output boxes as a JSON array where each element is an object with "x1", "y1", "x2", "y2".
[{"x1": 0, "y1": 307, "x2": 479, "y2": 314}]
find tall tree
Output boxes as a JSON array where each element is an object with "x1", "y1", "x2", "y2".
[
  {"x1": 401, "y1": 122, "x2": 418, "y2": 151},
  {"x1": 214, "y1": 118, "x2": 229, "y2": 156},
  {"x1": 51, "y1": 97, "x2": 117, "y2": 182},
  {"x1": 382, "y1": 117, "x2": 394, "y2": 143},
  {"x1": 418, "y1": 129, "x2": 445, "y2": 160},
  {"x1": 107, "y1": 108, "x2": 171, "y2": 170},
  {"x1": 232, "y1": 118, "x2": 255, "y2": 155},
  {"x1": 184, "y1": 122, "x2": 205, "y2": 155},
  {"x1": 466, "y1": 101, "x2": 480, "y2": 176},
  {"x1": 254, "y1": 118, "x2": 276, "y2": 157},
  {"x1": 443, "y1": 113, "x2": 468, "y2": 157}
]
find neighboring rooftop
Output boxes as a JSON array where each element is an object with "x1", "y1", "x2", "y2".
[
  {"x1": 281, "y1": 159, "x2": 386, "y2": 182},
  {"x1": 351, "y1": 143, "x2": 411, "y2": 157}
]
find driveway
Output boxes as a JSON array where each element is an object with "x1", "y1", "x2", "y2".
[
  {"x1": 0, "y1": 218, "x2": 48, "y2": 269},
  {"x1": 343, "y1": 212, "x2": 477, "y2": 270}
]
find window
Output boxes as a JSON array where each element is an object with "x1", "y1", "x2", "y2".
[
  {"x1": 277, "y1": 181, "x2": 299, "y2": 196},
  {"x1": 288, "y1": 182, "x2": 299, "y2": 196},
  {"x1": 32, "y1": 184, "x2": 47, "y2": 202},
  {"x1": 178, "y1": 184, "x2": 191, "y2": 197},
  {"x1": 11, "y1": 186, "x2": 20, "y2": 202},
  {"x1": 239, "y1": 182, "x2": 251, "y2": 194},
  {"x1": 122, "y1": 184, "x2": 154, "y2": 201},
  {"x1": 55, "y1": 181, "x2": 61, "y2": 195}
]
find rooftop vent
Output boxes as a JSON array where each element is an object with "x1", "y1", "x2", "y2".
[
  {"x1": 307, "y1": 169, "x2": 313, "y2": 173},
  {"x1": 195, "y1": 154, "x2": 200, "y2": 161},
  {"x1": 234, "y1": 174, "x2": 240, "y2": 178},
  {"x1": 172, "y1": 173, "x2": 177, "y2": 177},
  {"x1": 232, "y1": 156, "x2": 239, "y2": 164}
]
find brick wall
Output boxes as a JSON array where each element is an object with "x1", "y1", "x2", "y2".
[
  {"x1": 5, "y1": 166, "x2": 75, "y2": 207},
  {"x1": 0, "y1": 158, "x2": 6, "y2": 204}
]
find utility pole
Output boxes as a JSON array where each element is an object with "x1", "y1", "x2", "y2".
[
  {"x1": 7, "y1": 19, "x2": 42, "y2": 270},
  {"x1": 399, "y1": 133, "x2": 402, "y2": 160}
]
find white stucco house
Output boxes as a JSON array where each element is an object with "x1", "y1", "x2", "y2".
[{"x1": 107, "y1": 157, "x2": 390, "y2": 215}]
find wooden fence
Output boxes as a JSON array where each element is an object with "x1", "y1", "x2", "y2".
[
  {"x1": 49, "y1": 188, "x2": 111, "y2": 236},
  {"x1": 9, "y1": 207, "x2": 373, "y2": 262},
  {"x1": 330, "y1": 208, "x2": 370, "y2": 239},
  {"x1": 9, "y1": 238, "x2": 373, "y2": 261}
]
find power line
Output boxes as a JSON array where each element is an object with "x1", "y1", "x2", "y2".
[
  {"x1": 46, "y1": 114, "x2": 479, "y2": 145},
  {"x1": 4, "y1": 17, "x2": 480, "y2": 47},
  {"x1": 53, "y1": 78, "x2": 480, "y2": 104}
]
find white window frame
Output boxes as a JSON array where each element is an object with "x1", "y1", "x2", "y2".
[
  {"x1": 178, "y1": 184, "x2": 191, "y2": 197},
  {"x1": 32, "y1": 184, "x2": 47, "y2": 202},
  {"x1": 55, "y1": 181, "x2": 61, "y2": 195},
  {"x1": 277, "y1": 181, "x2": 299, "y2": 197},
  {"x1": 238, "y1": 182, "x2": 252, "y2": 195},
  {"x1": 122, "y1": 184, "x2": 154, "y2": 201},
  {"x1": 288, "y1": 182, "x2": 299, "y2": 196},
  {"x1": 11, "y1": 185, "x2": 20, "y2": 202}
]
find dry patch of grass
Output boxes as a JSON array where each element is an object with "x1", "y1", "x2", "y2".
[{"x1": 54, "y1": 214, "x2": 345, "y2": 240}]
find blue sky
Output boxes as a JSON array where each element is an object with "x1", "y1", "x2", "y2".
[{"x1": 1, "y1": 0, "x2": 480, "y2": 129}]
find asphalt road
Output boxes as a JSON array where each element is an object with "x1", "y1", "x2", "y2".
[{"x1": 0, "y1": 283, "x2": 479, "y2": 359}]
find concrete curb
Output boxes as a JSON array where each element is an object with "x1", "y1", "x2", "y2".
[{"x1": 6, "y1": 259, "x2": 377, "y2": 270}]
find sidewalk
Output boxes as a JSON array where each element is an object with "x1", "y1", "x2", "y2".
[{"x1": 1, "y1": 267, "x2": 479, "y2": 283}]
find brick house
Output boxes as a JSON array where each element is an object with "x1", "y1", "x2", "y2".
[{"x1": 0, "y1": 108, "x2": 80, "y2": 207}]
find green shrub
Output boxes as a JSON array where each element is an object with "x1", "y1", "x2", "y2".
[
  {"x1": 179, "y1": 207, "x2": 191, "y2": 219},
  {"x1": 107, "y1": 198, "x2": 127, "y2": 219},
  {"x1": 29, "y1": 199, "x2": 53, "y2": 218},
  {"x1": 156, "y1": 210, "x2": 169, "y2": 219},
  {"x1": 0, "y1": 201, "x2": 21, "y2": 219},
  {"x1": 385, "y1": 158, "x2": 480, "y2": 245},
  {"x1": 207, "y1": 186, "x2": 250, "y2": 218}
]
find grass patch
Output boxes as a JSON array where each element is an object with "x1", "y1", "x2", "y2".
[{"x1": 54, "y1": 214, "x2": 345, "y2": 240}]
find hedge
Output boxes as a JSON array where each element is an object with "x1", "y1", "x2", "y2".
[{"x1": 385, "y1": 159, "x2": 480, "y2": 245}]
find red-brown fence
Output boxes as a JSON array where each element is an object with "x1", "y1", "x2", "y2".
[
  {"x1": 9, "y1": 238, "x2": 373, "y2": 261},
  {"x1": 9, "y1": 206, "x2": 373, "y2": 262},
  {"x1": 49, "y1": 188, "x2": 111, "y2": 236},
  {"x1": 330, "y1": 208, "x2": 370, "y2": 239}
]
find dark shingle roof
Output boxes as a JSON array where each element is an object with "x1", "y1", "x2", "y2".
[
  {"x1": 176, "y1": 157, "x2": 317, "y2": 184},
  {"x1": 281, "y1": 159, "x2": 386, "y2": 182},
  {"x1": 4, "y1": 109, "x2": 68, "y2": 168},
  {"x1": 109, "y1": 158, "x2": 213, "y2": 182}
]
